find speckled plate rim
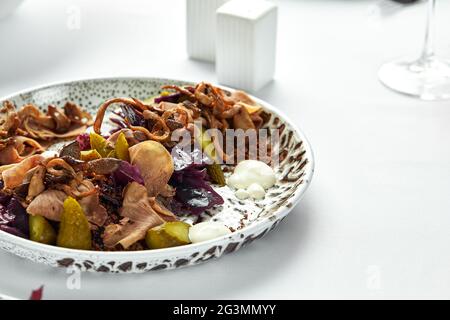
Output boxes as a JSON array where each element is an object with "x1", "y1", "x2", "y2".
[{"x1": 0, "y1": 76, "x2": 315, "y2": 261}]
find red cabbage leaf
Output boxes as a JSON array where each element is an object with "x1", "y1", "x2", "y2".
[
  {"x1": 76, "y1": 133, "x2": 91, "y2": 151},
  {"x1": 0, "y1": 192, "x2": 29, "y2": 238},
  {"x1": 169, "y1": 146, "x2": 223, "y2": 215},
  {"x1": 112, "y1": 161, "x2": 145, "y2": 186}
]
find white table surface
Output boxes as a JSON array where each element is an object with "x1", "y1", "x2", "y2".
[{"x1": 1, "y1": 0, "x2": 450, "y2": 300}]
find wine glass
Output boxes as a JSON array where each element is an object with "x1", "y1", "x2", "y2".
[{"x1": 378, "y1": 0, "x2": 450, "y2": 100}]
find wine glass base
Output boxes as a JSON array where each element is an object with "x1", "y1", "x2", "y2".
[{"x1": 378, "y1": 57, "x2": 450, "y2": 100}]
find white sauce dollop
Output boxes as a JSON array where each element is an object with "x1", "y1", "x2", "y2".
[
  {"x1": 227, "y1": 160, "x2": 276, "y2": 200},
  {"x1": 235, "y1": 189, "x2": 250, "y2": 200},
  {"x1": 189, "y1": 221, "x2": 231, "y2": 243},
  {"x1": 246, "y1": 183, "x2": 265, "y2": 200}
]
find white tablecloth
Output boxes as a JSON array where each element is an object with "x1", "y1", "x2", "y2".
[{"x1": 1, "y1": 0, "x2": 450, "y2": 299}]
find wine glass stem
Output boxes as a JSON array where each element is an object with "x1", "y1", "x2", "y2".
[{"x1": 419, "y1": 0, "x2": 436, "y2": 64}]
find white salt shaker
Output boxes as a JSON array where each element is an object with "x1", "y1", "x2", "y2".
[
  {"x1": 186, "y1": 0, "x2": 229, "y2": 62},
  {"x1": 216, "y1": 0, "x2": 277, "y2": 92}
]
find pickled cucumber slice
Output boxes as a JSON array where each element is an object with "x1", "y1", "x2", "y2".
[
  {"x1": 106, "y1": 149, "x2": 116, "y2": 158},
  {"x1": 198, "y1": 127, "x2": 217, "y2": 161},
  {"x1": 89, "y1": 132, "x2": 113, "y2": 158},
  {"x1": 196, "y1": 126, "x2": 225, "y2": 185},
  {"x1": 146, "y1": 221, "x2": 191, "y2": 249},
  {"x1": 29, "y1": 215, "x2": 56, "y2": 245},
  {"x1": 206, "y1": 163, "x2": 226, "y2": 186},
  {"x1": 56, "y1": 196, "x2": 92, "y2": 250},
  {"x1": 114, "y1": 132, "x2": 130, "y2": 161},
  {"x1": 80, "y1": 149, "x2": 102, "y2": 161}
]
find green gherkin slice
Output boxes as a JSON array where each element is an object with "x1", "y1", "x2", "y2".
[
  {"x1": 56, "y1": 196, "x2": 92, "y2": 250},
  {"x1": 89, "y1": 132, "x2": 113, "y2": 158},
  {"x1": 146, "y1": 221, "x2": 191, "y2": 249},
  {"x1": 29, "y1": 215, "x2": 57, "y2": 245}
]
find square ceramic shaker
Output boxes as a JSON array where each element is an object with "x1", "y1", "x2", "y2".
[
  {"x1": 186, "y1": 0, "x2": 229, "y2": 62},
  {"x1": 216, "y1": 0, "x2": 277, "y2": 92}
]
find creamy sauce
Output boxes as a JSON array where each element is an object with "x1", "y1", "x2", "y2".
[
  {"x1": 227, "y1": 160, "x2": 276, "y2": 200},
  {"x1": 235, "y1": 188, "x2": 250, "y2": 200},
  {"x1": 189, "y1": 221, "x2": 232, "y2": 243},
  {"x1": 246, "y1": 183, "x2": 265, "y2": 200}
]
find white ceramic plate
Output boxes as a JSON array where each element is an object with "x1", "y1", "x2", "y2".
[{"x1": 0, "y1": 77, "x2": 314, "y2": 273}]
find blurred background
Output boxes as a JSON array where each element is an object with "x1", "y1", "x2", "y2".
[{"x1": 1, "y1": 0, "x2": 449, "y2": 98}]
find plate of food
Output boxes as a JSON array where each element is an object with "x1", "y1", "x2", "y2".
[{"x1": 0, "y1": 77, "x2": 313, "y2": 273}]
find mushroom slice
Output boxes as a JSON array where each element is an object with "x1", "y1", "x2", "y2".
[
  {"x1": 86, "y1": 158, "x2": 122, "y2": 175},
  {"x1": 1, "y1": 155, "x2": 45, "y2": 189},
  {"x1": 18, "y1": 104, "x2": 55, "y2": 130},
  {"x1": 0, "y1": 136, "x2": 45, "y2": 166},
  {"x1": 27, "y1": 180, "x2": 107, "y2": 227},
  {"x1": 149, "y1": 197, "x2": 177, "y2": 222},
  {"x1": 63, "y1": 102, "x2": 93, "y2": 126},
  {"x1": 23, "y1": 119, "x2": 87, "y2": 140},
  {"x1": 129, "y1": 140, "x2": 174, "y2": 197},
  {"x1": 26, "y1": 165, "x2": 46, "y2": 202},
  {"x1": 103, "y1": 182, "x2": 165, "y2": 248},
  {"x1": 0, "y1": 101, "x2": 20, "y2": 137},
  {"x1": 76, "y1": 180, "x2": 108, "y2": 227},
  {"x1": 13, "y1": 136, "x2": 45, "y2": 157},
  {"x1": 27, "y1": 189, "x2": 67, "y2": 221},
  {"x1": 107, "y1": 128, "x2": 143, "y2": 147},
  {"x1": 229, "y1": 90, "x2": 258, "y2": 106},
  {"x1": 17, "y1": 103, "x2": 90, "y2": 141},
  {"x1": 47, "y1": 105, "x2": 71, "y2": 133},
  {"x1": 0, "y1": 140, "x2": 21, "y2": 165},
  {"x1": 232, "y1": 104, "x2": 256, "y2": 131},
  {"x1": 59, "y1": 141, "x2": 81, "y2": 159}
]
